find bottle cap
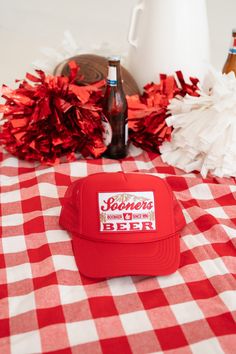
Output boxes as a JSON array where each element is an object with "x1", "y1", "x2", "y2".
[{"x1": 108, "y1": 56, "x2": 121, "y2": 62}]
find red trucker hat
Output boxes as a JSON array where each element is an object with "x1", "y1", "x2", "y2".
[{"x1": 59, "y1": 172, "x2": 186, "y2": 278}]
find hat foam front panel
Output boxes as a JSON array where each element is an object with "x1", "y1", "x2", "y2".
[{"x1": 80, "y1": 173, "x2": 175, "y2": 241}]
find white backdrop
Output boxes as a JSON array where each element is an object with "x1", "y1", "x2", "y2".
[{"x1": 0, "y1": 0, "x2": 235, "y2": 85}]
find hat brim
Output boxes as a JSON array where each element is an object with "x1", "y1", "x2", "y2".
[{"x1": 72, "y1": 233, "x2": 180, "y2": 279}]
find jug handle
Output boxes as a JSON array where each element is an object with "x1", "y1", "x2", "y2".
[{"x1": 128, "y1": 3, "x2": 144, "y2": 48}]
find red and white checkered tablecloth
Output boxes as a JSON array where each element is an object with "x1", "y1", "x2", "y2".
[{"x1": 0, "y1": 145, "x2": 236, "y2": 354}]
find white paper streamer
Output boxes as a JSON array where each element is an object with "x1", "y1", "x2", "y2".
[
  {"x1": 32, "y1": 30, "x2": 127, "y2": 74},
  {"x1": 160, "y1": 69, "x2": 236, "y2": 178}
]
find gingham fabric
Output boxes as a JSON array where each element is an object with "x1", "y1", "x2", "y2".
[{"x1": 0, "y1": 145, "x2": 236, "y2": 354}]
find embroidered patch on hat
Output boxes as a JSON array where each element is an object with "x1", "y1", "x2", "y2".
[{"x1": 98, "y1": 191, "x2": 156, "y2": 232}]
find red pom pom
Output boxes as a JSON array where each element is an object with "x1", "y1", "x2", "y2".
[
  {"x1": 0, "y1": 61, "x2": 106, "y2": 165},
  {"x1": 127, "y1": 72, "x2": 199, "y2": 153},
  {"x1": 0, "y1": 65, "x2": 200, "y2": 164}
]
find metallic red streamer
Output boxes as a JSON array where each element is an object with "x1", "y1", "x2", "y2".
[
  {"x1": 0, "y1": 62, "x2": 106, "y2": 164},
  {"x1": 127, "y1": 72, "x2": 199, "y2": 153},
  {"x1": 0, "y1": 63, "x2": 199, "y2": 164}
]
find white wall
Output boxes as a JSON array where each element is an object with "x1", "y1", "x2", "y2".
[
  {"x1": 207, "y1": 0, "x2": 236, "y2": 69},
  {"x1": 0, "y1": 0, "x2": 235, "y2": 85}
]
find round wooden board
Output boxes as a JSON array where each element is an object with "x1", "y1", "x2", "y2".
[{"x1": 53, "y1": 54, "x2": 140, "y2": 96}]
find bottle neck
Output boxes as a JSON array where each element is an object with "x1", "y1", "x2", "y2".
[
  {"x1": 107, "y1": 62, "x2": 122, "y2": 87},
  {"x1": 229, "y1": 34, "x2": 236, "y2": 54}
]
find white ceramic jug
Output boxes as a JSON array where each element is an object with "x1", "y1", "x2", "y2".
[{"x1": 127, "y1": 0, "x2": 210, "y2": 90}]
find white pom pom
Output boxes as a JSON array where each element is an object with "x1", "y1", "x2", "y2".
[{"x1": 160, "y1": 68, "x2": 236, "y2": 178}]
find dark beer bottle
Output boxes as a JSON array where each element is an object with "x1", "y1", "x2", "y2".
[
  {"x1": 223, "y1": 29, "x2": 236, "y2": 75},
  {"x1": 102, "y1": 56, "x2": 128, "y2": 159}
]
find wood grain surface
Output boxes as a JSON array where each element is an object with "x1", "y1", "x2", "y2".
[{"x1": 54, "y1": 54, "x2": 140, "y2": 96}]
